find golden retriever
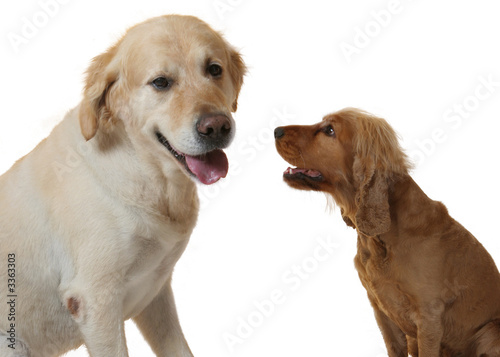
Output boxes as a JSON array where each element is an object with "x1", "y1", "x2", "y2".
[
  {"x1": 275, "y1": 108, "x2": 500, "y2": 356},
  {"x1": 0, "y1": 15, "x2": 245, "y2": 357}
]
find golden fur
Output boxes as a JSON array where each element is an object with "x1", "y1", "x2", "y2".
[
  {"x1": 0, "y1": 15, "x2": 245, "y2": 357},
  {"x1": 275, "y1": 108, "x2": 500, "y2": 356}
]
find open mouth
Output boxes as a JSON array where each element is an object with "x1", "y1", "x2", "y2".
[
  {"x1": 283, "y1": 167, "x2": 323, "y2": 181},
  {"x1": 156, "y1": 131, "x2": 229, "y2": 185}
]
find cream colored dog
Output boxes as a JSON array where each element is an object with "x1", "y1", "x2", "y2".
[{"x1": 0, "y1": 15, "x2": 245, "y2": 357}]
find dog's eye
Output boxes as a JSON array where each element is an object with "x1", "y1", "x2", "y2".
[
  {"x1": 324, "y1": 125, "x2": 336, "y2": 137},
  {"x1": 207, "y1": 63, "x2": 223, "y2": 78},
  {"x1": 151, "y1": 77, "x2": 172, "y2": 90}
]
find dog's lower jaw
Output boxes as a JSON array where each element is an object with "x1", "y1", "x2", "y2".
[
  {"x1": 155, "y1": 130, "x2": 229, "y2": 185},
  {"x1": 283, "y1": 176, "x2": 322, "y2": 191}
]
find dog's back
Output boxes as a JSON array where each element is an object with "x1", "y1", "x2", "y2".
[{"x1": 0, "y1": 110, "x2": 88, "y2": 356}]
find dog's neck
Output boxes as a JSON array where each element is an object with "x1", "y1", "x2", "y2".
[
  {"x1": 384, "y1": 174, "x2": 450, "y2": 240},
  {"x1": 328, "y1": 181, "x2": 357, "y2": 227},
  {"x1": 334, "y1": 173, "x2": 450, "y2": 241}
]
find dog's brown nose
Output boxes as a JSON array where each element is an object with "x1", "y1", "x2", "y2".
[
  {"x1": 196, "y1": 114, "x2": 233, "y2": 149},
  {"x1": 274, "y1": 127, "x2": 285, "y2": 139}
]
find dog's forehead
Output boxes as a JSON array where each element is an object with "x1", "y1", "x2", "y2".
[
  {"x1": 126, "y1": 16, "x2": 227, "y2": 57},
  {"x1": 322, "y1": 114, "x2": 342, "y2": 126},
  {"x1": 322, "y1": 114, "x2": 334, "y2": 122},
  {"x1": 118, "y1": 19, "x2": 229, "y2": 84}
]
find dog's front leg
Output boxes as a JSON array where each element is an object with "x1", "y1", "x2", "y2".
[
  {"x1": 63, "y1": 284, "x2": 128, "y2": 357},
  {"x1": 416, "y1": 322, "x2": 442, "y2": 357},
  {"x1": 134, "y1": 278, "x2": 193, "y2": 357},
  {"x1": 416, "y1": 301, "x2": 444, "y2": 357},
  {"x1": 416, "y1": 327, "x2": 442, "y2": 357},
  {"x1": 371, "y1": 304, "x2": 408, "y2": 357}
]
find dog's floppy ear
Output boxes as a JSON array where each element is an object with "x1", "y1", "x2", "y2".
[
  {"x1": 226, "y1": 47, "x2": 246, "y2": 112},
  {"x1": 353, "y1": 157, "x2": 391, "y2": 236},
  {"x1": 79, "y1": 46, "x2": 119, "y2": 141}
]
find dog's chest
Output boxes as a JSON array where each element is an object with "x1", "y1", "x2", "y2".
[
  {"x1": 354, "y1": 235, "x2": 418, "y2": 336},
  {"x1": 121, "y1": 221, "x2": 192, "y2": 319}
]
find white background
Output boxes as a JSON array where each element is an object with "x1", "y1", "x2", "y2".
[{"x1": 1, "y1": 0, "x2": 500, "y2": 356}]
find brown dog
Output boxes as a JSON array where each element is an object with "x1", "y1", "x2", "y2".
[{"x1": 275, "y1": 108, "x2": 500, "y2": 356}]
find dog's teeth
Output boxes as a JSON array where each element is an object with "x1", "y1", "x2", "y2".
[{"x1": 289, "y1": 168, "x2": 293, "y2": 175}]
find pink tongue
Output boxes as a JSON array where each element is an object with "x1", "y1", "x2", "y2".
[{"x1": 185, "y1": 150, "x2": 229, "y2": 185}]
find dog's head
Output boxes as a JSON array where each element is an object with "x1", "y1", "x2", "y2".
[
  {"x1": 275, "y1": 108, "x2": 410, "y2": 236},
  {"x1": 79, "y1": 15, "x2": 246, "y2": 185}
]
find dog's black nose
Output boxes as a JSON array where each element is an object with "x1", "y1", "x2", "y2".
[
  {"x1": 197, "y1": 114, "x2": 231, "y2": 138},
  {"x1": 274, "y1": 127, "x2": 285, "y2": 139},
  {"x1": 196, "y1": 113, "x2": 233, "y2": 149}
]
